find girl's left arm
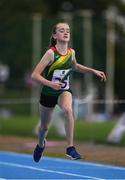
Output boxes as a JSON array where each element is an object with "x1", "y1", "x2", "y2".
[{"x1": 72, "y1": 49, "x2": 107, "y2": 82}]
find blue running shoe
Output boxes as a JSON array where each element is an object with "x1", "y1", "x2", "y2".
[
  {"x1": 66, "y1": 146, "x2": 81, "y2": 160},
  {"x1": 33, "y1": 141, "x2": 45, "y2": 162}
]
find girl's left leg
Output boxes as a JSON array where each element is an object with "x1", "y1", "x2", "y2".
[
  {"x1": 58, "y1": 91, "x2": 81, "y2": 160},
  {"x1": 58, "y1": 91, "x2": 74, "y2": 147}
]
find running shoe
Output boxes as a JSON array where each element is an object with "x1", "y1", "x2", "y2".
[
  {"x1": 66, "y1": 146, "x2": 81, "y2": 160},
  {"x1": 33, "y1": 140, "x2": 45, "y2": 162}
]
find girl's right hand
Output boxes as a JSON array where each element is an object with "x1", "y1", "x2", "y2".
[{"x1": 50, "y1": 81, "x2": 63, "y2": 90}]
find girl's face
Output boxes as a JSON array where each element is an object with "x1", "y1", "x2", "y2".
[{"x1": 53, "y1": 23, "x2": 70, "y2": 43}]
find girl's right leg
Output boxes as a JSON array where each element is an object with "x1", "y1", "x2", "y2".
[
  {"x1": 33, "y1": 104, "x2": 54, "y2": 162},
  {"x1": 38, "y1": 104, "x2": 54, "y2": 147}
]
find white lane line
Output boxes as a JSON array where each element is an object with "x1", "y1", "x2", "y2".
[
  {"x1": 0, "y1": 161, "x2": 105, "y2": 180},
  {"x1": 1, "y1": 151, "x2": 125, "y2": 171}
]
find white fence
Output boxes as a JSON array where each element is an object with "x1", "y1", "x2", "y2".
[{"x1": 0, "y1": 97, "x2": 125, "y2": 119}]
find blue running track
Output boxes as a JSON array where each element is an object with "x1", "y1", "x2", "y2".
[{"x1": 0, "y1": 151, "x2": 125, "y2": 179}]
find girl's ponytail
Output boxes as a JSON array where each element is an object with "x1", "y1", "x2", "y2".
[
  {"x1": 49, "y1": 24, "x2": 57, "y2": 48},
  {"x1": 49, "y1": 36, "x2": 56, "y2": 48}
]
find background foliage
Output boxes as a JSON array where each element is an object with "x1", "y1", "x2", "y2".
[{"x1": 0, "y1": 0, "x2": 125, "y2": 115}]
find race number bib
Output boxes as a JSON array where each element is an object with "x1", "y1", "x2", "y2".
[{"x1": 52, "y1": 69, "x2": 70, "y2": 89}]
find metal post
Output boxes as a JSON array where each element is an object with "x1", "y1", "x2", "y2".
[
  {"x1": 77, "y1": 10, "x2": 93, "y2": 89},
  {"x1": 78, "y1": 10, "x2": 94, "y2": 118},
  {"x1": 83, "y1": 10, "x2": 93, "y2": 89},
  {"x1": 105, "y1": 7, "x2": 116, "y2": 115},
  {"x1": 31, "y1": 13, "x2": 42, "y2": 116}
]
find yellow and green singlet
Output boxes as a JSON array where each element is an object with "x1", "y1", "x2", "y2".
[{"x1": 41, "y1": 46, "x2": 73, "y2": 96}]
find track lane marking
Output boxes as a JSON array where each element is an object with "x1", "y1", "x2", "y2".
[
  {"x1": 1, "y1": 151, "x2": 125, "y2": 171},
  {"x1": 0, "y1": 161, "x2": 105, "y2": 180}
]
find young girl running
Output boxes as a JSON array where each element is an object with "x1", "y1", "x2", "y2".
[{"x1": 31, "y1": 22, "x2": 106, "y2": 162}]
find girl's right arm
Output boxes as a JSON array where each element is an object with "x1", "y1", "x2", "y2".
[{"x1": 31, "y1": 49, "x2": 62, "y2": 90}]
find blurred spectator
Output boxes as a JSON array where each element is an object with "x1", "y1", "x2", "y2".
[
  {"x1": 107, "y1": 113, "x2": 125, "y2": 143},
  {"x1": 0, "y1": 62, "x2": 10, "y2": 83},
  {"x1": 24, "y1": 71, "x2": 37, "y2": 89}
]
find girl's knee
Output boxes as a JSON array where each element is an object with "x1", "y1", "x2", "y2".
[
  {"x1": 63, "y1": 106, "x2": 73, "y2": 115},
  {"x1": 39, "y1": 126, "x2": 49, "y2": 132}
]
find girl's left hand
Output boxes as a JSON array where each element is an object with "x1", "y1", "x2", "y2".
[{"x1": 94, "y1": 70, "x2": 107, "y2": 82}]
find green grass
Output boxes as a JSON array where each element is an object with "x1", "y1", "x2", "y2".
[
  {"x1": 0, "y1": 116, "x2": 125, "y2": 145},
  {"x1": 0, "y1": 116, "x2": 36, "y2": 136},
  {"x1": 74, "y1": 120, "x2": 115, "y2": 143}
]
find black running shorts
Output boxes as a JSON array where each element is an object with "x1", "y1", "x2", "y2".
[
  {"x1": 40, "y1": 93, "x2": 58, "y2": 108},
  {"x1": 40, "y1": 90, "x2": 72, "y2": 108}
]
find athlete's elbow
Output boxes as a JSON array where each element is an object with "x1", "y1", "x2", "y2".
[
  {"x1": 73, "y1": 64, "x2": 79, "y2": 72},
  {"x1": 31, "y1": 72, "x2": 37, "y2": 81}
]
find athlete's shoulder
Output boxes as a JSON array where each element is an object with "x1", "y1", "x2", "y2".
[
  {"x1": 69, "y1": 48, "x2": 75, "y2": 55},
  {"x1": 39, "y1": 48, "x2": 54, "y2": 64},
  {"x1": 45, "y1": 48, "x2": 54, "y2": 54},
  {"x1": 49, "y1": 46, "x2": 56, "y2": 52},
  {"x1": 44, "y1": 48, "x2": 54, "y2": 59}
]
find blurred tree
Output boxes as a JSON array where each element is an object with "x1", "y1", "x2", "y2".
[
  {"x1": 0, "y1": 0, "x2": 46, "y2": 89},
  {"x1": 0, "y1": 0, "x2": 46, "y2": 15},
  {"x1": 0, "y1": 0, "x2": 125, "y2": 108},
  {"x1": 1, "y1": 0, "x2": 125, "y2": 16},
  {"x1": 43, "y1": 0, "x2": 125, "y2": 16}
]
